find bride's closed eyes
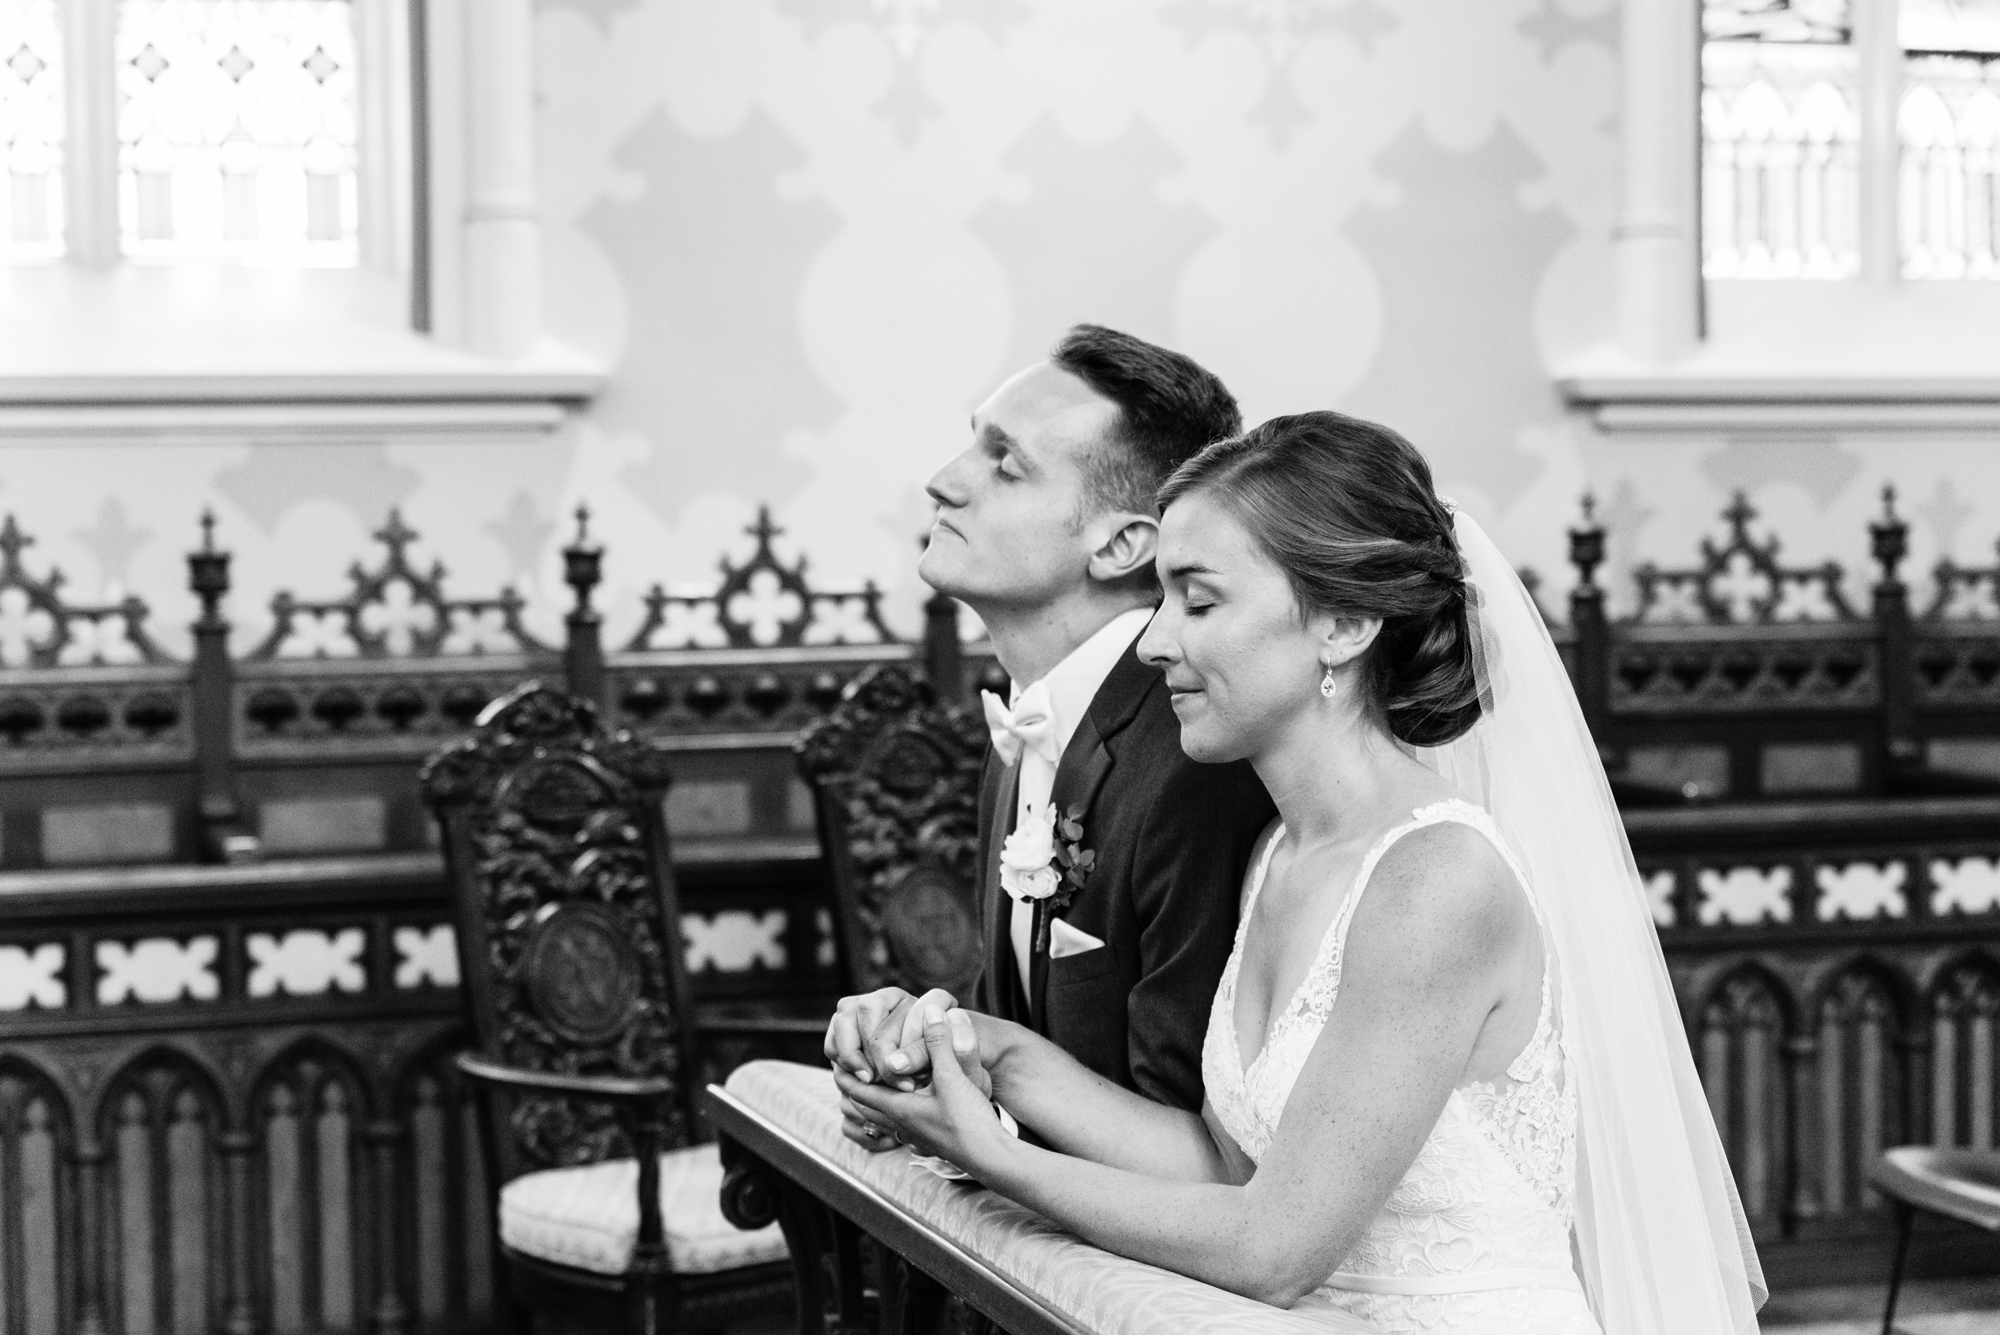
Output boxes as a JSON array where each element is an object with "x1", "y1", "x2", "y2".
[{"x1": 1177, "y1": 583, "x2": 1219, "y2": 617}]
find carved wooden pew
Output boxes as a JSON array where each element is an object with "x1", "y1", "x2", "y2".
[
  {"x1": 0, "y1": 504, "x2": 988, "y2": 1335},
  {"x1": 710, "y1": 1061, "x2": 1378, "y2": 1335},
  {"x1": 1563, "y1": 488, "x2": 2000, "y2": 805},
  {"x1": 1630, "y1": 794, "x2": 2000, "y2": 1284},
  {"x1": 1549, "y1": 491, "x2": 2000, "y2": 1281}
]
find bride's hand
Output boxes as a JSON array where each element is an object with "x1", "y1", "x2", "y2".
[{"x1": 833, "y1": 1006, "x2": 1014, "y2": 1172}]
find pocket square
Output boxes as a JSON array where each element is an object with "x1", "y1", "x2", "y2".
[{"x1": 1049, "y1": 919, "x2": 1105, "y2": 959}]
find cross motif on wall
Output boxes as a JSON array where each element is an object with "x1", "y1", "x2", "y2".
[{"x1": 873, "y1": 0, "x2": 944, "y2": 60}]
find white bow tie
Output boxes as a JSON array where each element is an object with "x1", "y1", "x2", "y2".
[{"x1": 983, "y1": 684, "x2": 1061, "y2": 768}]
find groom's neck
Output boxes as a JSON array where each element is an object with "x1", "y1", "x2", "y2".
[{"x1": 974, "y1": 585, "x2": 1155, "y2": 688}]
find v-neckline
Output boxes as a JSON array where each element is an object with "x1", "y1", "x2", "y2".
[
  {"x1": 1227, "y1": 827, "x2": 1291, "y2": 1075},
  {"x1": 1225, "y1": 802, "x2": 1473, "y2": 1081}
]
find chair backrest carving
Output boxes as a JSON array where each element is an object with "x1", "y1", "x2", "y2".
[
  {"x1": 795, "y1": 665, "x2": 988, "y2": 998},
  {"x1": 420, "y1": 681, "x2": 697, "y2": 1177}
]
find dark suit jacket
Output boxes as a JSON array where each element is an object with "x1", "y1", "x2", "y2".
[{"x1": 973, "y1": 642, "x2": 1276, "y2": 1112}]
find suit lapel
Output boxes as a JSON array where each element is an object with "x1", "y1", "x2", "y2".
[
  {"x1": 984, "y1": 759, "x2": 1024, "y2": 1022},
  {"x1": 1027, "y1": 643, "x2": 1159, "y2": 1031}
]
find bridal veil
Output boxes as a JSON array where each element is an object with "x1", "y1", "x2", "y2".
[{"x1": 1418, "y1": 510, "x2": 1766, "y2": 1335}]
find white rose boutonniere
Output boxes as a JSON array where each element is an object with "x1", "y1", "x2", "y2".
[{"x1": 999, "y1": 801, "x2": 1063, "y2": 902}]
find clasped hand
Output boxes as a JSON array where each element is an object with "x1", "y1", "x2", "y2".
[{"x1": 823, "y1": 987, "x2": 1006, "y2": 1169}]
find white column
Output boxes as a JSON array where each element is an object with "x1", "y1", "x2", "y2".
[
  {"x1": 1855, "y1": 0, "x2": 1901, "y2": 283},
  {"x1": 63, "y1": 0, "x2": 119, "y2": 269},
  {"x1": 355, "y1": 0, "x2": 411, "y2": 277},
  {"x1": 1614, "y1": 0, "x2": 1702, "y2": 363},
  {"x1": 423, "y1": 0, "x2": 466, "y2": 344},
  {"x1": 460, "y1": 0, "x2": 540, "y2": 358}
]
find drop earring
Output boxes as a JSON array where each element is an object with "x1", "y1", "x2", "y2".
[{"x1": 1320, "y1": 663, "x2": 1337, "y2": 700}]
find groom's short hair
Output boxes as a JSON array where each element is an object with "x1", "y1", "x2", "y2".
[{"x1": 1052, "y1": 325, "x2": 1241, "y2": 522}]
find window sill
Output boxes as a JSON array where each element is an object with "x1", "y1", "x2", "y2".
[
  {"x1": 1558, "y1": 280, "x2": 2000, "y2": 434},
  {"x1": 0, "y1": 265, "x2": 604, "y2": 440}
]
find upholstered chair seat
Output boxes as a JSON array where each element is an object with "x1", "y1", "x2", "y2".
[{"x1": 500, "y1": 1141, "x2": 787, "y2": 1277}]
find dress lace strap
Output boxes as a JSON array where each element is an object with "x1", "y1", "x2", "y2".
[
  {"x1": 1414, "y1": 802, "x2": 1565, "y2": 1087},
  {"x1": 1219, "y1": 823, "x2": 1286, "y2": 1011},
  {"x1": 1291, "y1": 801, "x2": 1487, "y2": 1033}
]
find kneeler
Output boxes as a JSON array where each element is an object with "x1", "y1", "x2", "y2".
[{"x1": 712, "y1": 1060, "x2": 1381, "y2": 1335}]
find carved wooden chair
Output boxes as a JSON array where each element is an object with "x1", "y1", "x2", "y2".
[
  {"x1": 795, "y1": 663, "x2": 989, "y2": 1001},
  {"x1": 421, "y1": 682, "x2": 791, "y2": 1335},
  {"x1": 1868, "y1": 1147, "x2": 2000, "y2": 1334}
]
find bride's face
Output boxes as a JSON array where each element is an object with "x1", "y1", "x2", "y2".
[{"x1": 1139, "y1": 492, "x2": 1327, "y2": 763}]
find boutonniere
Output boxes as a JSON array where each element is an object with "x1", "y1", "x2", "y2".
[
  {"x1": 1052, "y1": 802, "x2": 1096, "y2": 911},
  {"x1": 999, "y1": 802, "x2": 1097, "y2": 910},
  {"x1": 999, "y1": 802, "x2": 1062, "y2": 903}
]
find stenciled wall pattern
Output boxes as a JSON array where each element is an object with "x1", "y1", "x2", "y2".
[{"x1": 5, "y1": 0, "x2": 2000, "y2": 656}]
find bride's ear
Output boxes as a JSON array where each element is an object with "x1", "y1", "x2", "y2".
[
  {"x1": 1086, "y1": 513, "x2": 1159, "y2": 585},
  {"x1": 1317, "y1": 613, "x2": 1382, "y2": 669}
]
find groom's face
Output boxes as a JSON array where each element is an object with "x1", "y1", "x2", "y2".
[{"x1": 918, "y1": 363, "x2": 1123, "y2": 610}]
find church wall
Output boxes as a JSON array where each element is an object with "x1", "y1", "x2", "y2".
[{"x1": 6, "y1": 0, "x2": 1997, "y2": 655}]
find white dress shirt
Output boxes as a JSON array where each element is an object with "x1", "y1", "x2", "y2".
[{"x1": 1002, "y1": 606, "x2": 1153, "y2": 1004}]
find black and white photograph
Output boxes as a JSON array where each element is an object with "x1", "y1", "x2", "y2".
[{"x1": 0, "y1": 1, "x2": 1997, "y2": 1333}]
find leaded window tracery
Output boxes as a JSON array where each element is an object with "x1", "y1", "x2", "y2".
[
  {"x1": 115, "y1": 0, "x2": 359, "y2": 264},
  {"x1": 0, "y1": 0, "x2": 63, "y2": 261},
  {"x1": 1703, "y1": 0, "x2": 2000, "y2": 280}
]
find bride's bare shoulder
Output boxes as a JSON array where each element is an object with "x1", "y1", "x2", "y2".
[{"x1": 1352, "y1": 819, "x2": 1532, "y2": 960}]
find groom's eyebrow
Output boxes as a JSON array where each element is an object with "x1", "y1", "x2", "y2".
[{"x1": 975, "y1": 420, "x2": 1030, "y2": 464}]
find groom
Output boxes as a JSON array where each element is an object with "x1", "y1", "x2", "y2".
[{"x1": 830, "y1": 325, "x2": 1274, "y2": 1114}]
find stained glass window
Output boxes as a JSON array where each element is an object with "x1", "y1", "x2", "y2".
[
  {"x1": 1702, "y1": 0, "x2": 1862, "y2": 278},
  {"x1": 116, "y1": 0, "x2": 358, "y2": 264},
  {"x1": 1900, "y1": 0, "x2": 2000, "y2": 278},
  {"x1": 1, "y1": 0, "x2": 63, "y2": 261}
]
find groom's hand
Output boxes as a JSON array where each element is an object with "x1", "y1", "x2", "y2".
[
  {"x1": 871, "y1": 990, "x2": 994, "y2": 1106},
  {"x1": 825, "y1": 987, "x2": 959, "y2": 1090},
  {"x1": 836, "y1": 1007, "x2": 1008, "y2": 1168}
]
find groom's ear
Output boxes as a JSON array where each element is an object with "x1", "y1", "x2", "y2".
[{"x1": 1084, "y1": 513, "x2": 1159, "y2": 586}]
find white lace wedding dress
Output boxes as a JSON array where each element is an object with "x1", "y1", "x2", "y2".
[{"x1": 1202, "y1": 799, "x2": 1602, "y2": 1334}]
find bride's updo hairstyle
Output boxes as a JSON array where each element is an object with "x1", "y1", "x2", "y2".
[{"x1": 1157, "y1": 410, "x2": 1482, "y2": 747}]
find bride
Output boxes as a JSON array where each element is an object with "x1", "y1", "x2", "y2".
[{"x1": 834, "y1": 411, "x2": 1765, "y2": 1334}]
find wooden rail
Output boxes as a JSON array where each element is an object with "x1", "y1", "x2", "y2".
[{"x1": 0, "y1": 505, "x2": 994, "y2": 872}]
